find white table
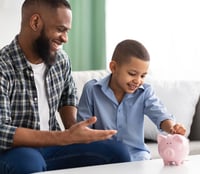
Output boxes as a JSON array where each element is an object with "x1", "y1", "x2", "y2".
[{"x1": 33, "y1": 155, "x2": 200, "y2": 174}]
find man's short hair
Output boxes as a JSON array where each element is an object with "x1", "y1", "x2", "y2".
[{"x1": 22, "y1": 0, "x2": 71, "y2": 10}]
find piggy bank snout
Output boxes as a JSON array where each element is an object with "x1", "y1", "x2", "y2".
[{"x1": 163, "y1": 147, "x2": 175, "y2": 158}]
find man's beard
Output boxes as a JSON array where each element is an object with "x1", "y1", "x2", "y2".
[{"x1": 34, "y1": 28, "x2": 56, "y2": 65}]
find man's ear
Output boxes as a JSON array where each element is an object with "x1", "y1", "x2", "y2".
[
  {"x1": 109, "y1": 60, "x2": 117, "y2": 73},
  {"x1": 30, "y1": 14, "x2": 42, "y2": 31}
]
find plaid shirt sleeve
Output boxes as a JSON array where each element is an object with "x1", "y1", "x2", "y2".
[
  {"x1": 45, "y1": 50, "x2": 78, "y2": 113},
  {"x1": 0, "y1": 65, "x2": 17, "y2": 150},
  {"x1": 57, "y1": 50, "x2": 78, "y2": 108}
]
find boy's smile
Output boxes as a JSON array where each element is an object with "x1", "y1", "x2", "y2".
[{"x1": 109, "y1": 57, "x2": 149, "y2": 102}]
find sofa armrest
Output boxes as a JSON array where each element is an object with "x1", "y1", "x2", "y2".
[{"x1": 189, "y1": 96, "x2": 200, "y2": 140}]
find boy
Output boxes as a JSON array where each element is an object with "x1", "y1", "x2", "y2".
[{"x1": 77, "y1": 39, "x2": 186, "y2": 161}]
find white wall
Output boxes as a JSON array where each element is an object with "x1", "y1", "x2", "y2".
[
  {"x1": 106, "y1": 0, "x2": 200, "y2": 80},
  {"x1": 0, "y1": 0, "x2": 24, "y2": 49},
  {"x1": 1, "y1": 0, "x2": 200, "y2": 81}
]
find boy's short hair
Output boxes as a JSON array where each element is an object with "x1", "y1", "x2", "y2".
[{"x1": 111, "y1": 39, "x2": 150, "y2": 64}]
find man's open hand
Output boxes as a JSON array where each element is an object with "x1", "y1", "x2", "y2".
[{"x1": 63, "y1": 117, "x2": 117, "y2": 144}]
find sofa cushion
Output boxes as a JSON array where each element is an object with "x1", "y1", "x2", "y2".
[
  {"x1": 147, "y1": 140, "x2": 200, "y2": 159},
  {"x1": 144, "y1": 77, "x2": 200, "y2": 141},
  {"x1": 72, "y1": 70, "x2": 110, "y2": 99},
  {"x1": 71, "y1": 70, "x2": 200, "y2": 141}
]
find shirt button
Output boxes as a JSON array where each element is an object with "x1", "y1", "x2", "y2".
[{"x1": 34, "y1": 97, "x2": 37, "y2": 101}]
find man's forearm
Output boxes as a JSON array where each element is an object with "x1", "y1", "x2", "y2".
[
  {"x1": 13, "y1": 127, "x2": 65, "y2": 147},
  {"x1": 13, "y1": 117, "x2": 118, "y2": 148},
  {"x1": 59, "y1": 105, "x2": 77, "y2": 129}
]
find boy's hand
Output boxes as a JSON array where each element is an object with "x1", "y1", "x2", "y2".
[{"x1": 170, "y1": 123, "x2": 186, "y2": 135}]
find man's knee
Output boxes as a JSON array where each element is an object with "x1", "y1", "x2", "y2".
[
  {"x1": 0, "y1": 147, "x2": 46, "y2": 174},
  {"x1": 101, "y1": 140, "x2": 131, "y2": 163}
]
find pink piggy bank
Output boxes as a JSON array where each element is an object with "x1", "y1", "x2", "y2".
[{"x1": 157, "y1": 134, "x2": 189, "y2": 166}]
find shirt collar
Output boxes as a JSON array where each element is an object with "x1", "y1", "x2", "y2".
[{"x1": 10, "y1": 35, "x2": 30, "y2": 71}]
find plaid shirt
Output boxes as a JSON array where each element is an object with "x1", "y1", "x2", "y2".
[{"x1": 0, "y1": 36, "x2": 78, "y2": 150}]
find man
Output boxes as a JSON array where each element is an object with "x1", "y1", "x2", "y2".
[{"x1": 0, "y1": 0, "x2": 130, "y2": 173}]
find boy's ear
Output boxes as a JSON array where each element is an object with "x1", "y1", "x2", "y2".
[{"x1": 109, "y1": 60, "x2": 117, "y2": 73}]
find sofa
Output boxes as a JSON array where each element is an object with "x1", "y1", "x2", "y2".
[{"x1": 58, "y1": 69, "x2": 200, "y2": 159}]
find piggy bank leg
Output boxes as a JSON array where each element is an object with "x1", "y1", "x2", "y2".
[
  {"x1": 163, "y1": 160, "x2": 176, "y2": 166},
  {"x1": 163, "y1": 160, "x2": 170, "y2": 166},
  {"x1": 175, "y1": 160, "x2": 184, "y2": 166}
]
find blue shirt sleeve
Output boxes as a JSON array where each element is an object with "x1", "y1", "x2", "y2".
[
  {"x1": 143, "y1": 83, "x2": 175, "y2": 129},
  {"x1": 77, "y1": 79, "x2": 97, "y2": 124}
]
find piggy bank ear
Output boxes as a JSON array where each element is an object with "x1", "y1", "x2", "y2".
[
  {"x1": 157, "y1": 134, "x2": 166, "y2": 143},
  {"x1": 172, "y1": 134, "x2": 184, "y2": 143}
]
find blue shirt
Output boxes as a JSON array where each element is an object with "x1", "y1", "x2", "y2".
[
  {"x1": 0, "y1": 36, "x2": 78, "y2": 150},
  {"x1": 77, "y1": 74, "x2": 174, "y2": 161}
]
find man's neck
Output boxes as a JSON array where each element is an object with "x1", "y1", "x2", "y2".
[{"x1": 18, "y1": 34, "x2": 43, "y2": 64}]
